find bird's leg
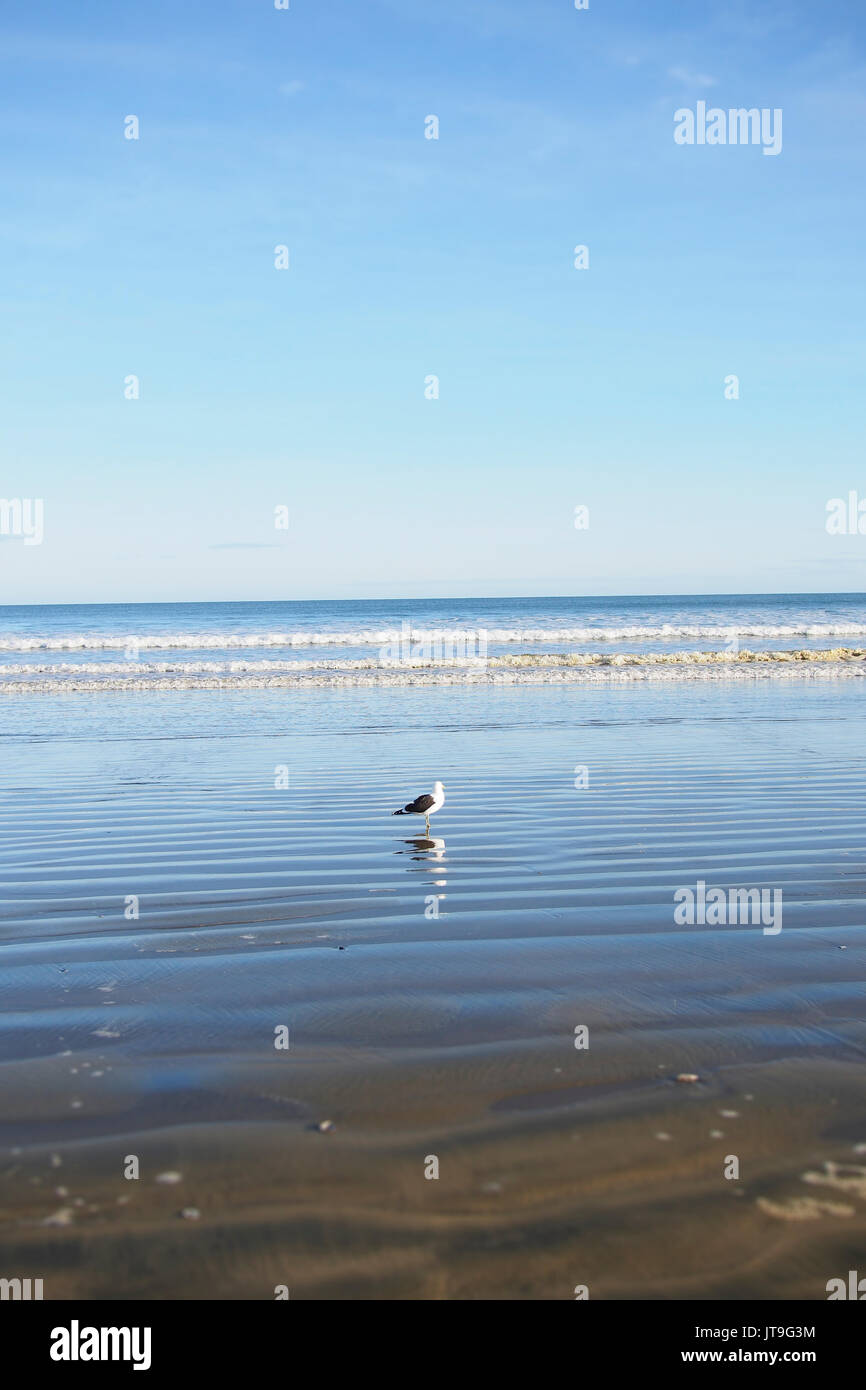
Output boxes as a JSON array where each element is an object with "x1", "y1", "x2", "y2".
[{"x1": 425, "y1": 815, "x2": 430, "y2": 835}]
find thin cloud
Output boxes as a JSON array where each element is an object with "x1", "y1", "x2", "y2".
[{"x1": 668, "y1": 65, "x2": 719, "y2": 87}]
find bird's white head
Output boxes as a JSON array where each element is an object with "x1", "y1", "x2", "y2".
[{"x1": 434, "y1": 781, "x2": 444, "y2": 793}]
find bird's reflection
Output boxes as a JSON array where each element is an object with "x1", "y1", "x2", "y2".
[
  {"x1": 404, "y1": 835, "x2": 445, "y2": 858},
  {"x1": 396, "y1": 835, "x2": 448, "y2": 882}
]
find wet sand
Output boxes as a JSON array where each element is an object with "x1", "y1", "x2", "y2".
[{"x1": 1, "y1": 682, "x2": 865, "y2": 1298}]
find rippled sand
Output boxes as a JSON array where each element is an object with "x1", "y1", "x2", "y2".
[{"x1": 1, "y1": 683, "x2": 864, "y2": 1298}]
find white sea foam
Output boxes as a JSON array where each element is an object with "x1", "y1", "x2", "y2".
[
  {"x1": 1, "y1": 652, "x2": 864, "y2": 692},
  {"x1": 1, "y1": 648, "x2": 864, "y2": 678},
  {"x1": 2, "y1": 622, "x2": 866, "y2": 652}
]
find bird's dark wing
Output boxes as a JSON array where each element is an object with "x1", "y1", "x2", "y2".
[{"x1": 405, "y1": 794, "x2": 435, "y2": 813}]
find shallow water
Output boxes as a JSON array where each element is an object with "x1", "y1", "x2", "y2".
[{"x1": 1, "y1": 680, "x2": 865, "y2": 1298}]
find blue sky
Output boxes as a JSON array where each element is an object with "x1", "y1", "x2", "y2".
[{"x1": 1, "y1": 0, "x2": 865, "y2": 602}]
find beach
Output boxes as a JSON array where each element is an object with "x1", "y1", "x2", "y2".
[{"x1": 1, "y1": 601, "x2": 865, "y2": 1298}]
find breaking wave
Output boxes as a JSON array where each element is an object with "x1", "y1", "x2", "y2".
[
  {"x1": 2, "y1": 623, "x2": 866, "y2": 653},
  {"x1": 1, "y1": 649, "x2": 864, "y2": 692}
]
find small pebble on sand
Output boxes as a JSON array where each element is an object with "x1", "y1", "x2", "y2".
[
  {"x1": 676, "y1": 1073, "x2": 700, "y2": 1084},
  {"x1": 180, "y1": 1207, "x2": 201, "y2": 1220},
  {"x1": 155, "y1": 1171, "x2": 183, "y2": 1185},
  {"x1": 316, "y1": 1120, "x2": 335, "y2": 1133}
]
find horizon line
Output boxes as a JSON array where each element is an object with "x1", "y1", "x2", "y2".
[{"x1": 1, "y1": 588, "x2": 865, "y2": 610}]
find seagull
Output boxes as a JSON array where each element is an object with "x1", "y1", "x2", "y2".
[{"x1": 393, "y1": 781, "x2": 445, "y2": 834}]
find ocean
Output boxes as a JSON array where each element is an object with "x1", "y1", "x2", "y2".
[
  {"x1": 1, "y1": 593, "x2": 865, "y2": 692},
  {"x1": 1, "y1": 593, "x2": 865, "y2": 1298}
]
